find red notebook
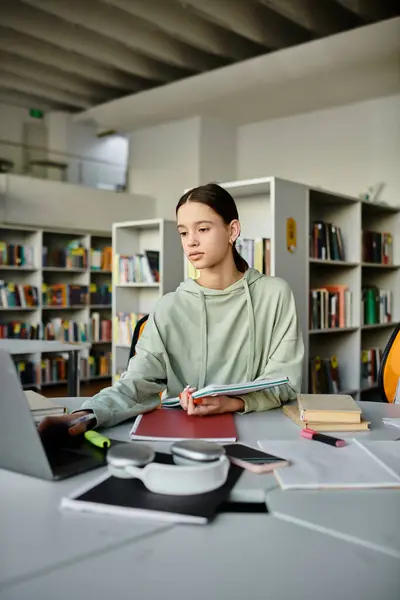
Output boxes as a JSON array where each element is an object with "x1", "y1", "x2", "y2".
[{"x1": 130, "y1": 408, "x2": 237, "y2": 442}]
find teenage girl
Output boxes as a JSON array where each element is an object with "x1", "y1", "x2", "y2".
[{"x1": 40, "y1": 183, "x2": 304, "y2": 436}]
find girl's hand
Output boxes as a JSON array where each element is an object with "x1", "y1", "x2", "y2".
[{"x1": 180, "y1": 388, "x2": 244, "y2": 416}]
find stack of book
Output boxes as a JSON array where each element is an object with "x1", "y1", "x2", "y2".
[
  {"x1": 309, "y1": 285, "x2": 352, "y2": 330},
  {"x1": 283, "y1": 394, "x2": 370, "y2": 431},
  {"x1": 310, "y1": 221, "x2": 345, "y2": 260},
  {"x1": 362, "y1": 231, "x2": 393, "y2": 264}
]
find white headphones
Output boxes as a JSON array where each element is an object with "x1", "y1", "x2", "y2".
[{"x1": 107, "y1": 440, "x2": 229, "y2": 496}]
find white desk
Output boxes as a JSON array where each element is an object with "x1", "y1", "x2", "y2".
[
  {"x1": 0, "y1": 339, "x2": 84, "y2": 396},
  {"x1": 1, "y1": 402, "x2": 399, "y2": 599}
]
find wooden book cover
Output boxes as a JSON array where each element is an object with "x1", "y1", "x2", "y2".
[
  {"x1": 283, "y1": 404, "x2": 369, "y2": 432},
  {"x1": 297, "y1": 394, "x2": 361, "y2": 424},
  {"x1": 130, "y1": 408, "x2": 237, "y2": 442}
]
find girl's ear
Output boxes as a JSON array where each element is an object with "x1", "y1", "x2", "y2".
[{"x1": 229, "y1": 220, "x2": 241, "y2": 244}]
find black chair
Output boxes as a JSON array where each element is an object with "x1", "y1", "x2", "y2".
[{"x1": 128, "y1": 314, "x2": 149, "y2": 363}]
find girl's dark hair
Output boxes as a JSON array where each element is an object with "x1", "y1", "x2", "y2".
[{"x1": 176, "y1": 183, "x2": 249, "y2": 273}]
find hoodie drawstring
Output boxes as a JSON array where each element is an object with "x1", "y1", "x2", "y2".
[
  {"x1": 197, "y1": 276, "x2": 256, "y2": 388},
  {"x1": 198, "y1": 290, "x2": 207, "y2": 389},
  {"x1": 243, "y1": 277, "x2": 255, "y2": 381}
]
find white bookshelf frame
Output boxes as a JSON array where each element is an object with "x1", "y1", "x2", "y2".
[
  {"x1": 112, "y1": 219, "x2": 183, "y2": 379},
  {"x1": 187, "y1": 176, "x2": 400, "y2": 401},
  {"x1": 0, "y1": 222, "x2": 113, "y2": 387}
]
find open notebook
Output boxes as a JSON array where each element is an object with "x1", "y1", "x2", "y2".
[
  {"x1": 162, "y1": 376, "x2": 289, "y2": 408},
  {"x1": 257, "y1": 438, "x2": 400, "y2": 490}
]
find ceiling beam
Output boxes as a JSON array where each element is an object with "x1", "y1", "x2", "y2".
[
  {"x1": 101, "y1": 0, "x2": 260, "y2": 60},
  {"x1": 336, "y1": 0, "x2": 399, "y2": 20},
  {"x1": 24, "y1": 0, "x2": 223, "y2": 72},
  {"x1": 0, "y1": 89, "x2": 66, "y2": 112},
  {"x1": 180, "y1": 0, "x2": 310, "y2": 47},
  {"x1": 256, "y1": 0, "x2": 360, "y2": 34},
  {"x1": 0, "y1": 27, "x2": 147, "y2": 92},
  {"x1": 0, "y1": 72, "x2": 91, "y2": 110},
  {"x1": 2, "y1": 1, "x2": 187, "y2": 81},
  {"x1": 0, "y1": 52, "x2": 117, "y2": 103}
]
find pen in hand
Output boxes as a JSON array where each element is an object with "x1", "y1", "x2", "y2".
[{"x1": 68, "y1": 413, "x2": 96, "y2": 428}]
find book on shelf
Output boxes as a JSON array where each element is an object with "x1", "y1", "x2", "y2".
[
  {"x1": 114, "y1": 312, "x2": 148, "y2": 346},
  {"x1": 362, "y1": 231, "x2": 393, "y2": 265},
  {"x1": 91, "y1": 247, "x2": 112, "y2": 271},
  {"x1": 310, "y1": 221, "x2": 345, "y2": 260},
  {"x1": 187, "y1": 238, "x2": 271, "y2": 280},
  {"x1": 362, "y1": 286, "x2": 392, "y2": 325},
  {"x1": 81, "y1": 351, "x2": 112, "y2": 380},
  {"x1": 309, "y1": 356, "x2": 341, "y2": 394},
  {"x1": 41, "y1": 356, "x2": 68, "y2": 385},
  {"x1": 91, "y1": 313, "x2": 112, "y2": 342},
  {"x1": 236, "y1": 237, "x2": 271, "y2": 275},
  {"x1": 42, "y1": 284, "x2": 88, "y2": 307},
  {"x1": 15, "y1": 359, "x2": 40, "y2": 387},
  {"x1": 43, "y1": 241, "x2": 88, "y2": 269},
  {"x1": 361, "y1": 348, "x2": 383, "y2": 388},
  {"x1": 309, "y1": 285, "x2": 352, "y2": 330},
  {"x1": 90, "y1": 283, "x2": 111, "y2": 306},
  {"x1": 43, "y1": 318, "x2": 90, "y2": 343},
  {"x1": 116, "y1": 251, "x2": 159, "y2": 284},
  {"x1": 0, "y1": 321, "x2": 41, "y2": 340},
  {"x1": 0, "y1": 241, "x2": 35, "y2": 267},
  {"x1": 0, "y1": 282, "x2": 39, "y2": 308}
]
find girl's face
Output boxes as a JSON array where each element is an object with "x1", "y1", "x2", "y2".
[{"x1": 177, "y1": 201, "x2": 239, "y2": 270}]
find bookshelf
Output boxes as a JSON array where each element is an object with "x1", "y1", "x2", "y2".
[
  {"x1": 188, "y1": 177, "x2": 399, "y2": 401},
  {"x1": 0, "y1": 223, "x2": 113, "y2": 388},
  {"x1": 112, "y1": 219, "x2": 183, "y2": 380}
]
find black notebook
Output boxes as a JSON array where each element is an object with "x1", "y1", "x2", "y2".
[{"x1": 61, "y1": 452, "x2": 243, "y2": 525}]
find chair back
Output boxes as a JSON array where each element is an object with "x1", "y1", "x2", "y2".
[
  {"x1": 128, "y1": 314, "x2": 149, "y2": 362},
  {"x1": 378, "y1": 323, "x2": 400, "y2": 403}
]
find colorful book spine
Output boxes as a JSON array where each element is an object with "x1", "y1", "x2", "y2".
[{"x1": 310, "y1": 222, "x2": 345, "y2": 260}]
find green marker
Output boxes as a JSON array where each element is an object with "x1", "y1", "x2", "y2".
[{"x1": 84, "y1": 430, "x2": 111, "y2": 449}]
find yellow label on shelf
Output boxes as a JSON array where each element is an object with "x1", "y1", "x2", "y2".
[
  {"x1": 331, "y1": 356, "x2": 338, "y2": 369},
  {"x1": 89, "y1": 283, "x2": 97, "y2": 292},
  {"x1": 286, "y1": 217, "x2": 297, "y2": 253},
  {"x1": 315, "y1": 356, "x2": 321, "y2": 371},
  {"x1": 361, "y1": 351, "x2": 368, "y2": 363}
]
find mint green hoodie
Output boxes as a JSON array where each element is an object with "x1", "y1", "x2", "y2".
[{"x1": 81, "y1": 269, "x2": 304, "y2": 427}]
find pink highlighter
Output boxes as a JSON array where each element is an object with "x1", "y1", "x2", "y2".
[{"x1": 301, "y1": 428, "x2": 346, "y2": 448}]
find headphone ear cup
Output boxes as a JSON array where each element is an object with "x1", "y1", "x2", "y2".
[{"x1": 108, "y1": 463, "x2": 135, "y2": 479}]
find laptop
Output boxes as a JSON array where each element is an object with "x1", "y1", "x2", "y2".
[{"x1": 0, "y1": 349, "x2": 107, "y2": 480}]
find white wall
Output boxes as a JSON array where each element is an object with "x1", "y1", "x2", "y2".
[
  {"x1": 237, "y1": 95, "x2": 400, "y2": 205},
  {"x1": 128, "y1": 117, "x2": 201, "y2": 220},
  {"x1": 128, "y1": 116, "x2": 236, "y2": 219},
  {"x1": 0, "y1": 103, "x2": 128, "y2": 189}
]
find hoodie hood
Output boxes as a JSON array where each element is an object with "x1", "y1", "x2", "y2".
[{"x1": 177, "y1": 268, "x2": 264, "y2": 388}]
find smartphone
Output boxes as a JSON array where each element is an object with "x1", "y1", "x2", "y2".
[{"x1": 224, "y1": 443, "x2": 289, "y2": 474}]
